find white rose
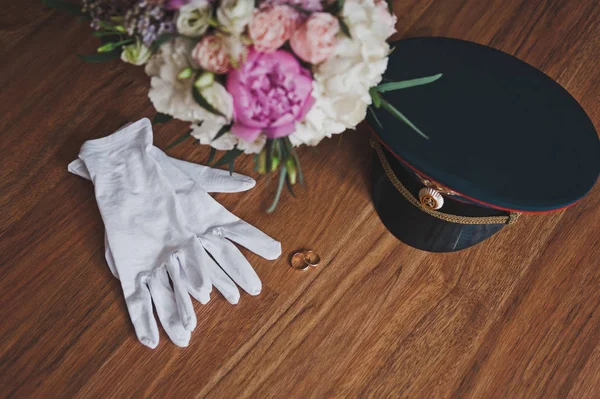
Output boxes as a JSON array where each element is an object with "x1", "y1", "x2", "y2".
[
  {"x1": 121, "y1": 39, "x2": 152, "y2": 66},
  {"x1": 217, "y1": 0, "x2": 255, "y2": 34},
  {"x1": 176, "y1": 0, "x2": 212, "y2": 38},
  {"x1": 324, "y1": 96, "x2": 369, "y2": 128},
  {"x1": 145, "y1": 38, "x2": 233, "y2": 123}
]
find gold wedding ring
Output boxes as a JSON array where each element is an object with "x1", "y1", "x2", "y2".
[
  {"x1": 291, "y1": 252, "x2": 309, "y2": 270},
  {"x1": 305, "y1": 251, "x2": 320, "y2": 267},
  {"x1": 290, "y1": 250, "x2": 321, "y2": 270}
]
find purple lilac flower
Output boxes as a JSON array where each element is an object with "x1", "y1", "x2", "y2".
[
  {"x1": 124, "y1": 1, "x2": 176, "y2": 45},
  {"x1": 82, "y1": 0, "x2": 136, "y2": 30}
]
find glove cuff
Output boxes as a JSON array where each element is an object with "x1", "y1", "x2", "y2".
[{"x1": 79, "y1": 118, "x2": 152, "y2": 157}]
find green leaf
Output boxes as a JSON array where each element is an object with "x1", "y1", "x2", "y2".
[
  {"x1": 97, "y1": 39, "x2": 132, "y2": 52},
  {"x1": 380, "y1": 98, "x2": 429, "y2": 140},
  {"x1": 374, "y1": 73, "x2": 443, "y2": 93},
  {"x1": 43, "y1": 0, "x2": 86, "y2": 16},
  {"x1": 292, "y1": 152, "x2": 304, "y2": 185},
  {"x1": 92, "y1": 31, "x2": 121, "y2": 37},
  {"x1": 338, "y1": 17, "x2": 351, "y2": 38},
  {"x1": 285, "y1": 178, "x2": 297, "y2": 198},
  {"x1": 228, "y1": 159, "x2": 235, "y2": 176},
  {"x1": 96, "y1": 21, "x2": 121, "y2": 31},
  {"x1": 283, "y1": 137, "x2": 304, "y2": 186},
  {"x1": 77, "y1": 51, "x2": 121, "y2": 63},
  {"x1": 368, "y1": 106, "x2": 384, "y2": 130},
  {"x1": 166, "y1": 129, "x2": 192, "y2": 149},
  {"x1": 152, "y1": 113, "x2": 173, "y2": 125},
  {"x1": 268, "y1": 138, "x2": 279, "y2": 172},
  {"x1": 278, "y1": 139, "x2": 289, "y2": 162},
  {"x1": 213, "y1": 148, "x2": 243, "y2": 167},
  {"x1": 336, "y1": 0, "x2": 345, "y2": 11},
  {"x1": 206, "y1": 147, "x2": 217, "y2": 164},
  {"x1": 151, "y1": 33, "x2": 176, "y2": 52},
  {"x1": 212, "y1": 124, "x2": 230, "y2": 142},
  {"x1": 370, "y1": 88, "x2": 382, "y2": 108},
  {"x1": 267, "y1": 166, "x2": 288, "y2": 213},
  {"x1": 192, "y1": 86, "x2": 226, "y2": 118}
]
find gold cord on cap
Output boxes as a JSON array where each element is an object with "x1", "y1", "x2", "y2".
[{"x1": 370, "y1": 139, "x2": 521, "y2": 225}]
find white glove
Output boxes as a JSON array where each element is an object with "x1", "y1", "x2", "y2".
[
  {"x1": 73, "y1": 118, "x2": 211, "y2": 348},
  {"x1": 70, "y1": 120, "x2": 281, "y2": 310}
]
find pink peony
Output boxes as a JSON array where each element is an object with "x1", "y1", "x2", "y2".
[
  {"x1": 248, "y1": 5, "x2": 298, "y2": 53},
  {"x1": 226, "y1": 48, "x2": 315, "y2": 140},
  {"x1": 290, "y1": 12, "x2": 339, "y2": 64},
  {"x1": 192, "y1": 34, "x2": 231, "y2": 74}
]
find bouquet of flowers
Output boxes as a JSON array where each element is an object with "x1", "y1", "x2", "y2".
[{"x1": 45, "y1": 0, "x2": 441, "y2": 211}]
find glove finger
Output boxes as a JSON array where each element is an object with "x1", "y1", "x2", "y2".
[
  {"x1": 147, "y1": 268, "x2": 191, "y2": 348},
  {"x1": 218, "y1": 221, "x2": 282, "y2": 260},
  {"x1": 151, "y1": 148, "x2": 256, "y2": 193},
  {"x1": 196, "y1": 170, "x2": 256, "y2": 193},
  {"x1": 175, "y1": 239, "x2": 212, "y2": 305},
  {"x1": 201, "y1": 234, "x2": 262, "y2": 297},
  {"x1": 123, "y1": 280, "x2": 160, "y2": 349},
  {"x1": 167, "y1": 256, "x2": 197, "y2": 332},
  {"x1": 195, "y1": 242, "x2": 241, "y2": 304}
]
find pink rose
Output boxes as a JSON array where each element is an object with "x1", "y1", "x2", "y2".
[
  {"x1": 227, "y1": 48, "x2": 315, "y2": 140},
  {"x1": 192, "y1": 35, "x2": 230, "y2": 74},
  {"x1": 248, "y1": 5, "x2": 298, "y2": 53},
  {"x1": 290, "y1": 12, "x2": 339, "y2": 64}
]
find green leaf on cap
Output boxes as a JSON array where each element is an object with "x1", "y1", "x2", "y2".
[
  {"x1": 368, "y1": 106, "x2": 383, "y2": 129},
  {"x1": 380, "y1": 98, "x2": 429, "y2": 140},
  {"x1": 374, "y1": 73, "x2": 443, "y2": 93},
  {"x1": 369, "y1": 88, "x2": 382, "y2": 108}
]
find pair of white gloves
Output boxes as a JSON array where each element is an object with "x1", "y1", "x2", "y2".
[{"x1": 68, "y1": 118, "x2": 281, "y2": 348}]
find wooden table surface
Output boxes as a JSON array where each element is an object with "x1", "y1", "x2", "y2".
[{"x1": 1, "y1": 0, "x2": 599, "y2": 397}]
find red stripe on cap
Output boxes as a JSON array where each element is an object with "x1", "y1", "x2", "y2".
[{"x1": 367, "y1": 125, "x2": 576, "y2": 215}]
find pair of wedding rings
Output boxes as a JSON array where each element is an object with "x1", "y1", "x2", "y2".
[{"x1": 290, "y1": 250, "x2": 320, "y2": 271}]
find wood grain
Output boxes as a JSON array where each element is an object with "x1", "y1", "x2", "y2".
[{"x1": 1, "y1": 0, "x2": 599, "y2": 397}]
